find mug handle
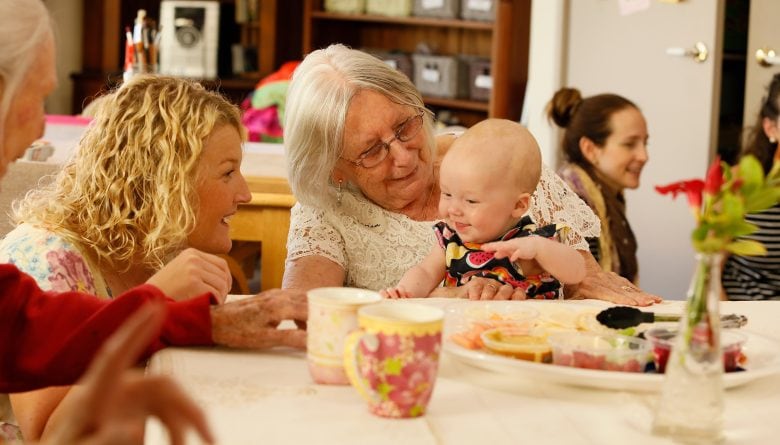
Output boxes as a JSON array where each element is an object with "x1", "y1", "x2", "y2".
[{"x1": 343, "y1": 329, "x2": 380, "y2": 405}]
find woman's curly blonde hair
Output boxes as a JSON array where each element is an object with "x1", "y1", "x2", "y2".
[{"x1": 14, "y1": 75, "x2": 244, "y2": 272}]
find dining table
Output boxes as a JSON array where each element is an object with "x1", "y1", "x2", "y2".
[{"x1": 144, "y1": 298, "x2": 780, "y2": 445}]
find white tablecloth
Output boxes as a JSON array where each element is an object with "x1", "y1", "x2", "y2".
[{"x1": 145, "y1": 299, "x2": 780, "y2": 445}]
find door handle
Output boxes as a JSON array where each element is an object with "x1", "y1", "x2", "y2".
[
  {"x1": 756, "y1": 47, "x2": 780, "y2": 67},
  {"x1": 665, "y1": 42, "x2": 708, "y2": 63}
]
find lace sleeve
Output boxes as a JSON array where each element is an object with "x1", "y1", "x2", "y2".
[
  {"x1": 286, "y1": 203, "x2": 347, "y2": 267},
  {"x1": 529, "y1": 165, "x2": 601, "y2": 250}
]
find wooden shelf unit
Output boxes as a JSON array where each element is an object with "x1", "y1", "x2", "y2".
[
  {"x1": 302, "y1": 0, "x2": 530, "y2": 126},
  {"x1": 71, "y1": 0, "x2": 301, "y2": 114}
]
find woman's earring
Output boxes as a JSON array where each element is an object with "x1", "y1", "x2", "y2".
[
  {"x1": 770, "y1": 136, "x2": 778, "y2": 144},
  {"x1": 336, "y1": 179, "x2": 343, "y2": 205}
]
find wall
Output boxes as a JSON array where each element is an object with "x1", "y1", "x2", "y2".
[
  {"x1": 521, "y1": 0, "x2": 567, "y2": 166},
  {"x1": 44, "y1": 0, "x2": 83, "y2": 115},
  {"x1": 535, "y1": 1, "x2": 726, "y2": 300}
]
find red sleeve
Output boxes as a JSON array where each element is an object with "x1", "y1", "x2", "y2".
[{"x1": 0, "y1": 264, "x2": 215, "y2": 393}]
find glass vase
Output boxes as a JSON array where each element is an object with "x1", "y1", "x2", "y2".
[{"x1": 652, "y1": 252, "x2": 724, "y2": 444}]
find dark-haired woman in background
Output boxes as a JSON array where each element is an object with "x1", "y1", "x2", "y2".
[
  {"x1": 722, "y1": 73, "x2": 780, "y2": 300},
  {"x1": 548, "y1": 87, "x2": 649, "y2": 284}
]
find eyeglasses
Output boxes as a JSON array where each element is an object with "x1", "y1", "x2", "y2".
[{"x1": 341, "y1": 112, "x2": 424, "y2": 169}]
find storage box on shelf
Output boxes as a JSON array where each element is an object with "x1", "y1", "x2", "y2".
[
  {"x1": 412, "y1": 54, "x2": 469, "y2": 99},
  {"x1": 466, "y1": 56, "x2": 492, "y2": 101},
  {"x1": 366, "y1": 0, "x2": 412, "y2": 17},
  {"x1": 461, "y1": 0, "x2": 495, "y2": 21},
  {"x1": 364, "y1": 49, "x2": 414, "y2": 80},
  {"x1": 413, "y1": 0, "x2": 459, "y2": 19},
  {"x1": 324, "y1": 0, "x2": 365, "y2": 14},
  {"x1": 303, "y1": 0, "x2": 530, "y2": 127}
]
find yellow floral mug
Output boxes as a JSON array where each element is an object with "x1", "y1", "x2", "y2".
[
  {"x1": 343, "y1": 302, "x2": 444, "y2": 418},
  {"x1": 307, "y1": 287, "x2": 381, "y2": 385}
]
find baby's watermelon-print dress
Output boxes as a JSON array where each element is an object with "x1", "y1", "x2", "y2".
[{"x1": 434, "y1": 216, "x2": 562, "y2": 299}]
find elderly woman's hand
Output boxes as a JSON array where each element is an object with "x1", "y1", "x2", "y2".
[
  {"x1": 431, "y1": 277, "x2": 528, "y2": 300},
  {"x1": 210, "y1": 289, "x2": 308, "y2": 349},
  {"x1": 566, "y1": 251, "x2": 662, "y2": 306},
  {"x1": 147, "y1": 248, "x2": 232, "y2": 304}
]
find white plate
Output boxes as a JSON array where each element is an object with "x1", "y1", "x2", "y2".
[{"x1": 443, "y1": 300, "x2": 780, "y2": 392}]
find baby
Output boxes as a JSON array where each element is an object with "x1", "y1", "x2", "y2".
[{"x1": 382, "y1": 119, "x2": 585, "y2": 299}]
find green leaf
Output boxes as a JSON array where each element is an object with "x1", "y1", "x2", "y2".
[
  {"x1": 693, "y1": 237, "x2": 727, "y2": 253},
  {"x1": 726, "y1": 239, "x2": 767, "y2": 256},
  {"x1": 768, "y1": 160, "x2": 780, "y2": 181},
  {"x1": 722, "y1": 220, "x2": 759, "y2": 238},
  {"x1": 743, "y1": 187, "x2": 780, "y2": 213},
  {"x1": 718, "y1": 194, "x2": 744, "y2": 221},
  {"x1": 739, "y1": 155, "x2": 765, "y2": 191},
  {"x1": 691, "y1": 224, "x2": 709, "y2": 242}
]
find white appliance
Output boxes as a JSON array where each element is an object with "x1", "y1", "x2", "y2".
[{"x1": 159, "y1": 0, "x2": 220, "y2": 79}]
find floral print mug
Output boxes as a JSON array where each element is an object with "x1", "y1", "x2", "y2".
[
  {"x1": 307, "y1": 287, "x2": 382, "y2": 385},
  {"x1": 343, "y1": 302, "x2": 443, "y2": 418}
]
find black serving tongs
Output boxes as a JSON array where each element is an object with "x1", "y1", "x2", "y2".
[{"x1": 596, "y1": 306, "x2": 748, "y2": 330}]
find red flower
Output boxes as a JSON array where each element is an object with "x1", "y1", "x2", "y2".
[
  {"x1": 657, "y1": 153, "x2": 780, "y2": 256},
  {"x1": 703, "y1": 156, "x2": 723, "y2": 196},
  {"x1": 655, "y1": 180, "x2": 704, "y2": 209}
]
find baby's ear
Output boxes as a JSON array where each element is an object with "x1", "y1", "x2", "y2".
[{"x1": 511, "y1": 192, "x2": 531, "y2": 218}]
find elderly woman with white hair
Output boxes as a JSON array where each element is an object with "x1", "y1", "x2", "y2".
[
  {"x1": 283, "y1": 44, "x2": 661, "y2": 305},
  {"x1": 0, "y1": 1, "x2": 306, "y2": 443}
]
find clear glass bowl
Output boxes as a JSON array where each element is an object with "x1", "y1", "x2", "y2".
[
  {"x1": 644, "y1": 326, "x2": 747, "y2": 373},
  {"x1": 548, "y1": 332, "x2": 651, "y2": 372}
]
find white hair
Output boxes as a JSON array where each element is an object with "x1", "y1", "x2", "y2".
[
  {"x1": 284, "y1": 44, "x2": 435, "y2": 207},
  {"x1": 0, "y1": 0, "x2": 52, "y2": 151}
]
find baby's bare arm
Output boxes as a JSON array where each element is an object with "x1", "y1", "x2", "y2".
[
  {"x1": 383, "y1": 244, "x2": 446, "y2": 298},
  {"x1": 482, "y1": 237, "x2": 585, "y2": 284}
]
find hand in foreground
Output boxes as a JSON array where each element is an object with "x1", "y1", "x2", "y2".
[
  {"x1": 44, "y1": 302, "x2": 213, "y2": 445},
  {"x1": 430, "y1": 277, "x2": 528, "y2": 300},
  {"x1": 147, "y1": 248, "x2": 231, "y2": 303},
  {"x1": 566, "y1": 251, "x2": 662, "y2": 306},
  {"x1": 210, "y1": 288, "x2": 308, "y2": 349}
]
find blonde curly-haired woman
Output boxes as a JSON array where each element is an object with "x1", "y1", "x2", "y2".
[{"x1": 0, "y1": 75, "x2": 252, "y2": 441}]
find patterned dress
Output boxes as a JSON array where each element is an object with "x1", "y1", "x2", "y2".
[
  {"x1": 434, "y1": 216, "x2": 563, "y2": 299},
  {"x1": 0, "y1": 223, "x2": 109, "y2": 297}
]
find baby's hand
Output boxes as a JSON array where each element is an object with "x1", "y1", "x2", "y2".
[
  {"x1": 380, "y1": 287, "x2": 412, "y2": 299},
  {"x1": 482, "y1": 237, "x2": 539, "y2": 262}
]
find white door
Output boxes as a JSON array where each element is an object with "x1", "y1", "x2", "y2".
[
  {"x1": 564, "y1": 0, "x2": 724, "y2": 299},
  {"x1": 743, "y1": 0, "x2": 780, "y2": 130}
]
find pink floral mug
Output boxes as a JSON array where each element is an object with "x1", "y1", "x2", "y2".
[{"x1": 343, "y1": 302, "x2": 444, "y2": 418}]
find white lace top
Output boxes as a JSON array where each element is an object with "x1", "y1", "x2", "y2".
[{"x1": 287, "y1": 164, "x2": 600, "y2": 291}]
